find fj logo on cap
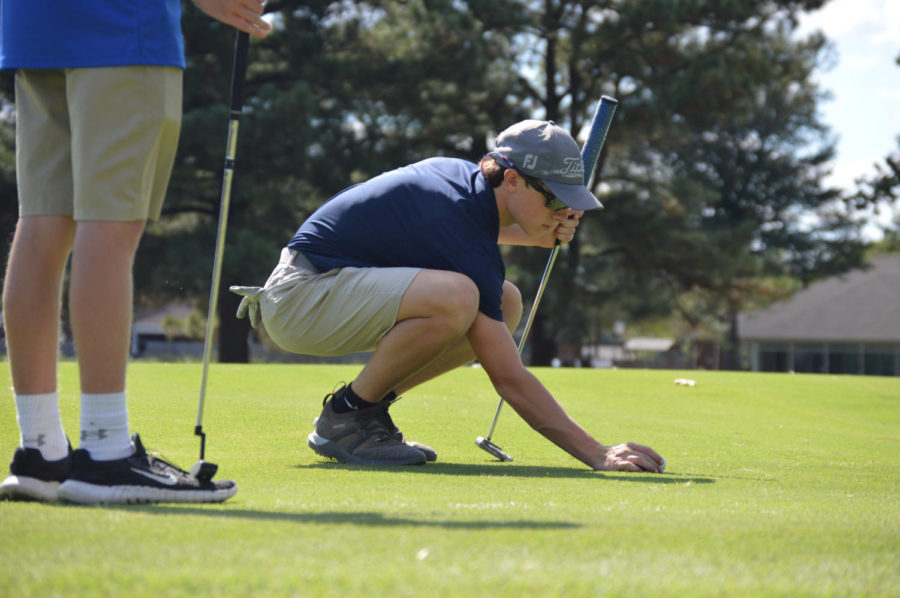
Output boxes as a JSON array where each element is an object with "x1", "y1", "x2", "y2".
[{"x1": 522, "y1": 154, "x2": 538, "y2": 169}]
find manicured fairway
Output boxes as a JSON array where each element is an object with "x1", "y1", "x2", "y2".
[{"x1": 1, "y1": 362, "x2": 898, "y2": 596}]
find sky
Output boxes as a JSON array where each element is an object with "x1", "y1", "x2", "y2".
[{"x1": 796, "y1": 0, "x2": 900, "y2": 237}]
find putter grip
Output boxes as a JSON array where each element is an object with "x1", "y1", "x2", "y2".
[
  {"x1": 581, "y1": 95, "x2": 618, "y2": 187},
  {"x1": 230, "y1": 32, "x2": 250, "y2": 114}
]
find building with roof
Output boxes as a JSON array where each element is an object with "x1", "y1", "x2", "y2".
[
  {"x1": 131, "y1": 302, "x2": 204, "y2": 358},
  {"x1": 737, "y1": 255, "x2": 900, "y2": 376}
]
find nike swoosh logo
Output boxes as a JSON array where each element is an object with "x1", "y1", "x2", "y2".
[{"x1": 130, "y1": 468, "x2": 179, "y2": 486}]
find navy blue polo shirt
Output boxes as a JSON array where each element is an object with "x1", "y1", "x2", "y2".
[{"x1": 289, "y1": 158, "x2": 506, "y2": 321}]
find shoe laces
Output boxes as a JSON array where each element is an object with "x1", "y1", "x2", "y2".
[
  {"x1": 142, "y1": 452, "x2": 189, "y2": 476},
  {"x1": 321, "y1": 382, "x2": 350, "y2": 407},
  {"x1": 374, "y1": 396, "x2": 404, "y2": 442},
  {"x1": 130, "y1": 434, "x2": 188, "y2": 475}
]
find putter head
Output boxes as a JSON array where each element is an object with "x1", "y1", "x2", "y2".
[
  {"x1": 475, "y1": 436, "x2": 513, "y2": 462},
  {"x1": 189, "y1": 459, "x2": 218, "y2": 482}
]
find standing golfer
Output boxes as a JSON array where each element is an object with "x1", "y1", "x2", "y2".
[
  {"x1": 232, "y1": 121, "x2": 665, "y2": 472},
  {"x1": 0, "y1": 1, "x2": 271, "y2": 504}
]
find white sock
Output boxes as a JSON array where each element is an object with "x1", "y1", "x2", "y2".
[
  {"x1": 14, "y1": 392, "x2": 70, "y2": 461},
  {"x1": 79, "y1": 392, "x2": 132, "y2": 461}
]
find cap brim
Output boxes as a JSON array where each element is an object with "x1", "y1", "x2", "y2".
[{"x1": 543, "y1": 180, "x2": 603, "y2": 210}]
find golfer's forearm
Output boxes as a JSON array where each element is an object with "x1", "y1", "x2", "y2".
[
  {"x1": 498, "y1": 374, "x2": 606, "y2": 468},
  {"x1": 534, "y1": 418, "x2": 606, "y2": 469}
]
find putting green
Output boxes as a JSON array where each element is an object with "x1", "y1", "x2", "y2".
[{"x1": 1, "y1": 362, "x2": 897, "y2": 596}]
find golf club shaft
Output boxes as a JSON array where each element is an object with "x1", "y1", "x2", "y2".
[
  {"x1": 481, "y1": 95, "x2": 618, "y2": 444},
  {"x1": 196, "y1": 31, "x2": 250, "y2": 459},
  {"x1": 517, "y1": 244, "x2": 561, "y2": 356}
]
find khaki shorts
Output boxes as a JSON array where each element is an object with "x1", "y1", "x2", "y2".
[
  {"x1": 259, "y1": 248, "x2": 421, "y2": 356},
  {"x1": 15, "y1": 66, "x2": 182, "y2": 221}
]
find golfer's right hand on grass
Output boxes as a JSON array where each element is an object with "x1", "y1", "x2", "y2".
[
  {"x1": 596, "y1": 443, "x2": 666, "y2": 473},
  {"x1": 193, "y1": 0, "x2": 273, "y2": 38}
]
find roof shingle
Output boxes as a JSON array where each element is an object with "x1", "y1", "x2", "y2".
[{"x1": 737, "y1": 255, "x2": 900, "y2": 342}]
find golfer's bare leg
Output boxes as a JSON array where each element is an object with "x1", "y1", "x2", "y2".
[
  {"x1": 2, "y1": 216, "x2": 76, "y2": 394},
  {"x1": 350, "y1": 270, "x2": 479, "y2": 402},
  {"x1": 69, "y1": 220, "x2": 146, "y2": 393},
  {"x1": 393, "y1": 281, "x2": 523, "y2": 396}
]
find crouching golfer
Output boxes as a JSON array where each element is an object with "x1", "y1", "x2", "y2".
[{"x1": 232, "y1": 121, "x2": 665, "y2": 473}]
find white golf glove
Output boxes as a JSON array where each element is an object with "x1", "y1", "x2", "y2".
[{"x1": 229, "y1": 285, "x2": 263, "y2": 328}]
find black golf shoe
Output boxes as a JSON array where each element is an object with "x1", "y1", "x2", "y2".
[{"x1": 58, "y1": 434, "x2": 237, "y2": 505}]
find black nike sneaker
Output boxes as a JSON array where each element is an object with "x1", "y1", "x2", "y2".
[{"x1": 58, "y1": 434, "x2": 237, "y2": 505}]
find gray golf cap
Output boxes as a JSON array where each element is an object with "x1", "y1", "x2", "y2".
[{"x1": 494, "y1": 120, "x2": 603, "y2": 210}]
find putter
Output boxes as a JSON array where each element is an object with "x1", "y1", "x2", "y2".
[
  {"x1": 192, "y1": 31, "x2": 251, "y2": 481},
  {"x1": 475, "y1": 95, "x2": 619, "y2": 461}
]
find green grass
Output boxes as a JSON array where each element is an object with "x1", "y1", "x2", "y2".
[{"x1": 1, "y1": 362, "x2": 898, "y2": 597}]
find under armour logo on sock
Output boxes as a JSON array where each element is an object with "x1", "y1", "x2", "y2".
[
  {"x1": 81, "y1": 429, "x2": 108, "y2": 441},
  {"x1": 23, "y1": 433, "x2": 47, "y2": 447}
]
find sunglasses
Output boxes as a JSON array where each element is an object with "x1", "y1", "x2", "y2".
[{"x1": 485, "y1": 152, "x2": 568, "y2": 211}]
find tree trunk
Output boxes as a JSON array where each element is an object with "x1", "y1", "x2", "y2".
[
  {"x1": 528, "y1": 312, "x2": 556, "y2": 366},
  {"x1": 721, "y1": 308, "x2": 741, "y2": 371},
  {"x1": 217, "y1": 287, "x2": 250, "y2": 363}
]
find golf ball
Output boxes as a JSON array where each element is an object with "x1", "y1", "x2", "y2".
[{"x1": 660, "y1": 457, "x2": 667, "y2": 472}]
